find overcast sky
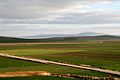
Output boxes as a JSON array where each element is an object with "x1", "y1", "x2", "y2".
[{"x1": 0, "y1": 0, "x2": 120, "y2": 37}]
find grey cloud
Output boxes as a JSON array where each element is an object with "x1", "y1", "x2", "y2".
[
  {"x1": 0, "y1": 0, "x2": 81, "y2": 19},
  {"x1": 0, "y1": 0, "x2": 117, "y2": 19},
  {"x1": 0, "y1": 0, "x2": 120, "y2": 37},
  {"x1": 1, "y1": 10, "x2": 120, "y2": 24},
  {"x1": 41, "y1": 10, "x2": 120, "y2": 24},
  {"x1": 0, "y1": 24, "x2": 119, "y2": 37},
  {"x1": 0, "y1": 0, "x2": 119, "y2": 24}
]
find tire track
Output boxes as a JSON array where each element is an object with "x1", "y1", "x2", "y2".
[{"x1": 0, "y1": 53, "x2": 120, "y2": 76}]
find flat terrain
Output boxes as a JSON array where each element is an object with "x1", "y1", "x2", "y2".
[
  {"x1": 0, "y1": 40, "x2": 120, "y2": 71},
  {"x1": 0, "y1": 53, "x2": 120, "y2": 76},
  {"x1": 0, "y1": 56, "x2": 107, "y2": 77},
  {"x1": 0, "y1": 40, "x2": 120, "y2": 79}
]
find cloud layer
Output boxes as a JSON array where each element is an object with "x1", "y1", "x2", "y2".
[
  {"x1": 0, "y1": 0, "x2": 120, "y2": 24},
  {"x1": 0, "y1": 0, "x2": 120, "y2": 36}
]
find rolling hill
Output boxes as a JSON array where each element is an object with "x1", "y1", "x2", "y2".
[
  {"x1": 23, "y1": 32, "x2": 104, "y2": 39},
  {"x1": 0, "y1": 35, "x2": 120, "y2": 43}
]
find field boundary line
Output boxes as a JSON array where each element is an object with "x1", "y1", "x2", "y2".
[{"x1": 0, "y1": 53, "x2": 120, "y2": 76}]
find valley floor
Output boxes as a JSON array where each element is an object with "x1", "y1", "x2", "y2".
[{"x1": 0, "y1": 40, "x2": 120, "y2": 79}]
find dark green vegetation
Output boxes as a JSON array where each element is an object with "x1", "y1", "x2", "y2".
[
  {"x1": 0, "y1": 57, "x2": 107, "y2": 77},
  {"x1": 0, "y1": 36, "x2": 42, "y2": 43},
  {"x1": 0, "y1": 40, "x2": 120, "y2": 72},
  {"x1": 0, "y1": 76, "x2": 78, "y2": 80}
]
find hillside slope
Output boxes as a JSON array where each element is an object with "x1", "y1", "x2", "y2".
[{"x1": 0, "y1": 35, "x2": 120, "y2": 43}]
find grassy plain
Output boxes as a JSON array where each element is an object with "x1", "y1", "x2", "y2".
[
  {"x1": 0, "y1": 40, "x2": 120, "y2": 71},
  {"x1": 0, "y1": 41, "x2": 119, "y2": 80},
  {"x1": 0, "y1": 57, "x2": 107, "y2": 77}
]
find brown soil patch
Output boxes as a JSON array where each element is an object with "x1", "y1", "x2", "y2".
[{"x1": 0, "y1": 71, "x2": 51, "y2": 78}]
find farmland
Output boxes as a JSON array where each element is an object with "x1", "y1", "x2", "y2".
[
  {"x1": 0, "y1": 40, "x2": 120, "y2": 79},
  {"x1": 0, "y1": 56, "x2": 107, "y2": 77},
  {"x1": 0, "y1": 40, "x2": 120, "y2": 71}
]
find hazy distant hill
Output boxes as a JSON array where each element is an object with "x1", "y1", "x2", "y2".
[
  {"x1": 0, "y1": 36, "x2": 21, "y2": 40},
  {"x1": 0, "y1": 35, "x2": 120, "y2": 43},
  {"x1": 60, "y1": 35, "x2": 120, "y2": 41},
  {"x1": 75, "y1": 32, "x2": 105, "y2": 36},
  {"x1": 0, "y1": 36, "x2": 25, "y2": 43},
  {"x1": 23, "y1": 32, "x2": 105, "y2": 39},
  {"x1": 23, "y1": 34, "x2": 71, "y2": 39}
]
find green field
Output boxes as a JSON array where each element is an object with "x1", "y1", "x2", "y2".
[
  {"x1": 0, "y1": 76, "x2": 77, "y2": 80},
  {"x1": 0, "y1": 57, "x2": 107, "y2": 77},
  {"x1": 0, "y1": 41, "x2": 120, "y2": 71},
  {"x1": 0, "y1": 40, "x2": 120, "y2": 79}
]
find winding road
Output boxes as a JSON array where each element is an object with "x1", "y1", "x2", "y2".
[{"x1": 0, "y1": 53, "x2": 120, "y2": 76}]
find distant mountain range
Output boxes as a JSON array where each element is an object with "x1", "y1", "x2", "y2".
[
  {"x1": 75, "y1": 32, "x2": 105, "y2": 36},
  {"x1": 22, "y1": 32, "x2": 106, "y2": 39},
  {"x1": 0, "y1": 34, "x2": 120, "y2": 43}
]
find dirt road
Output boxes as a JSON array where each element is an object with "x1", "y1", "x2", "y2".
[{"x1": 0, "y1": 53, "x2": 120, "y2": 76}]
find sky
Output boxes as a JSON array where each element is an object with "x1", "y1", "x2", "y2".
[{"x1": 0, "y1": 0, "x2": 120, "y2": 37}]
